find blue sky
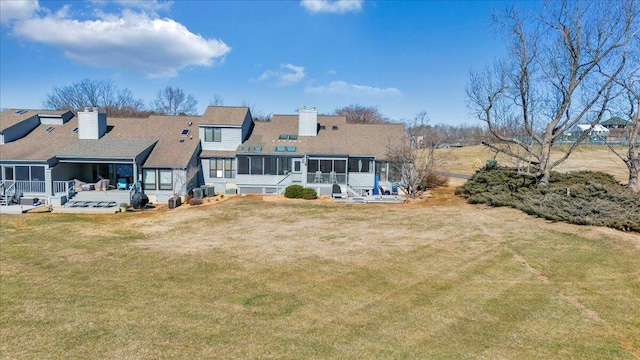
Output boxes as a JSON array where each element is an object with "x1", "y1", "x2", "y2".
[{"x1": 0, "y1": 0, "x2": 508, "y2": 125}]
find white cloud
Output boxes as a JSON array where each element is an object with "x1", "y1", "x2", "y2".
[
  {"x1": 300, "y1": 0, "x2": 363, "y2": 14},
  {"x1": 0, "y1": 0, "x2": 39, "y2": 25},
  {"x1": 257, "y1": 63, "x2": 306, "y2": 86},
  {"x1": 304, "y1": 80, "x2": 401, "y2": 96},
  {"x1": 8, "y1": 3, "x2": 230, "y2": 78}
]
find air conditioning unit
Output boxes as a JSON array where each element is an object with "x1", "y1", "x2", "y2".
[
  {"x1": 168, "y1": 196, "x2": 181, "y2": 209},
  {"x1": 203, "y1": 185, "x2": 215, "y2": 197},
  {"x1": 193, "y1": 188, "x2": 204, "y2": 200}
]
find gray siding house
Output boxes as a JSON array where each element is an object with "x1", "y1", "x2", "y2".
[{"x1": 1, "y1": 106, "x2": 406, "y2": 206}]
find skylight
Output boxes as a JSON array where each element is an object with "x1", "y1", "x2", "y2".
[
  {"x1": 72, "y1": 127, "x2": 79, "y2": 133},
  {"x1": 14, "y1": 109, "x2": 27, "y2": 115},
  {"x1": 275, "y1": 145, "x2": 286, "y2": 152},
  {"x1": 44, "y1": 126, "x2": 54, "y2": 133},
  {"x1": 288, "y1": 134, "x2": 298, "y2": 140},
  {"x1": 285, "y1": 146, "x2": 296, "y2": 152},
  {"x1": 241, "y1": 146, "x2": 250, "y2": 151},
  {"x1": 181, "y1": 129, "x2": 190, "y2": 136},
  {"x1": 253, "y1": 146, "x2": 262, "y2": 152},
  {"x1": 278, "y1": 134, "x2": 288, "y2": 140}
]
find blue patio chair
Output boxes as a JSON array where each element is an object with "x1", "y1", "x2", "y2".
[{"x1": 116, "y1": 178, "x2": 129, "y2": 190}]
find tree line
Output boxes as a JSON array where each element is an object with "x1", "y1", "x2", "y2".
[{"x1": 43, "y1": 79, "x2": 199, "y2": 117}]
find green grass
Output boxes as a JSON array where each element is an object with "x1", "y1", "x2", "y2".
[{"x1": 1, "y1": 198, "x2": 639, "y2": 359}]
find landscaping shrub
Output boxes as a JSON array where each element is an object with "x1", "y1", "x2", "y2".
[
  {"x1": 189, "y1": 198, "x2": 203, "y2": 206},
  {"x1": 301, "y1": 187, "x2": 317, "y2": 200},
  {"x1": 422, "y1": 173, "x2": 449, "y2": 189},
  {"x1": 284, "y1": 184, "x2": 304, "y2": 198},
  {"x1": 456, "y1": 168, "x2": 640, "y2": 232}
]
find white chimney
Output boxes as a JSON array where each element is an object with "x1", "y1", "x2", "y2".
[
  {"x1": 298, "y1": 106, "x2": 318, "y2": 137},
  {"x1": 78, "y1": 107, "x2": 107, "y2": 139}
]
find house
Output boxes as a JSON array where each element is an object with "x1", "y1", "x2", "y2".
[
  {"x1": 0, "y1": 106, "x2": 406, "y2": 206},
  {"x1": 601, "y1": 116, "x2": 629, "y2": 130},
  {"x1": 565, "y1": 124, "x2": 609, "y2": 142}
]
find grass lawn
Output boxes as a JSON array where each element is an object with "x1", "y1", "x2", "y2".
[
  {"x1": 1, "y1": 194, "x2": 639, "y2": 359},
  {"x1": 442, "y1": 144, "x2": 629, "y2": 182}
]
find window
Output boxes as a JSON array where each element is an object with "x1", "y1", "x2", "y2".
[
  {"x1": 210, "y1": 159, "x2": 223, "y2": 178},
  {"x1": 250, "y1": 157, "x2": 263, "y2": 175},
  {"x1": 159, "y1": 169, "x2": 173, "y2": 190},
  {"x1": 15, "y1": 166, "x2": 29, "y2": 181},
  {"x1": 334, "y1": 160, "x2": 346, "y2": 174},
  {"x1": 278, "y1": 158, "x2": 291, "y2": 175},
  {"x1": 376, "y1": 161, "x2": 389, "y2": 182},
  {"x1": 238, "y1": 157, "x2": 250, "y2": 174},
  {"x1": 294, "y1": 159, "x2": 301, "y2": 172},
  {"x1": 204, "y1": 127, "x2": 221, "y2": 142},
  {"x1": 4, "y1": 167, "x2": 13, "y2": 181},
  {"x1": 348, "y1": 158, "x2": 372, "y2": 173},
  {"x1": 143, "y1": 169, "x2": 157, "y2": 190},
  {"x1": 320, "y1": 160, "x2": 332, "y2": 173},
  {"x1": 264, "y1": 157, "x2": 277, "y2": 175},
  {"x1": 210, "y1": 158, "x2": 235, "y2": 178},
  {"x1": 224, "y1": 159, "x2": 235, "y2": 178},
  {"x1": 30, "y1": 166, "x2": 44, "y2": 181},
  {"x1": 307, "y1": 159, "x2": 319, "y2": 173}
]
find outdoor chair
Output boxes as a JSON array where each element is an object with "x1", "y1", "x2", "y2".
[
  {"x1": 116, "y1": 178, "x2": 129, "y2": 190},
  {"x1": 332, "y1": 184, "x2": 345, "y2": 199}
]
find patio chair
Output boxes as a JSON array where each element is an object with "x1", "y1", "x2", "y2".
[
  {"x1": 94, "y1": 179, "x2": 110, "y2": 191},
  {"x1": 116, "y1": 178, "x2": 129, "y2": 190},
  {"x1": 332, "y1": 184, "x2": 345, "y2": 199}
]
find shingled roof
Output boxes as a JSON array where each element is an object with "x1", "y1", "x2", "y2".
[
  {"x1": 0, "y1": 111, "x2": 208, "y2": 168},
  {"x1": 201, "y1": 106, "x2": 251, "y2": 126},
  {"x1": 239, "y1": 114, "x2": 406, "y2": 159},
  {"x1": 0, "y1": 109, "x2": 70, "y2": 132}
]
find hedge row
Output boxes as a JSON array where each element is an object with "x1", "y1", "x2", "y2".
[{"x1": 455, "y1": 168, "x2": 640, "y2": 232}]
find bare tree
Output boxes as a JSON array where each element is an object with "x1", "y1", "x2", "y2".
[
  {"x1": 241, "y1": 100, "x2": 269, "y2": 122},
  {"x1": 334, "y1": 104, "x2": 389, "y2": 124},
  {"x1": 152, "y1": 86, "x2": 198, "y2": 116},
  {"x1": 605, "y1": 39, "x2": 640, "y2": 192},
  {"x1": 209, "y1": 95, "x2": 224, "y2": 106},
  {"x1": 387, "y1": 112, "x2": 449, "y2": 199},
  {"x1": 43, "y1": 79, "x2": 147, "y2": 117},
  {"x1": 467, "y1": 0, "x2": 638, "y2": 185},
  {"x1": 173, "y1": 165, "x2": 201, "y2": 197}
]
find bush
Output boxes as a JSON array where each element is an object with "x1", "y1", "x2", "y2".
[
  {"x1": 456, "y1": 168, "x2": 640, "y2": 232},
  {"x1": 189, "y1": 198, "x2": 203, "y2": 206},
  {"x1": 284, "y1": 184, "x2": 304, "y2": 198},
  {"x1": 301, "y1": 187, "x2": 317, "y2": 200},
  {"x1": 422, "y1": 173, "x2": 449, "y2": 189}
]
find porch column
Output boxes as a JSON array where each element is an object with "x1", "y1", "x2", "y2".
[
  {"x1": 45, "y1": 167, "x2": 53, "y2": 196},
  {"x1": 133, "y1": 160, "x2": 138, "y2": 186}
]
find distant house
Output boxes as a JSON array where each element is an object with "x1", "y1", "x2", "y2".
[
  {"x1": 0, "y1": 106, "x2": 406, "y2": 205},
  {"x1": 565, "y1": 124, "x2": 609, "y2": 142},
  {"x1": 601, "y1": 116, "x2": 629, "y2": 130}
]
